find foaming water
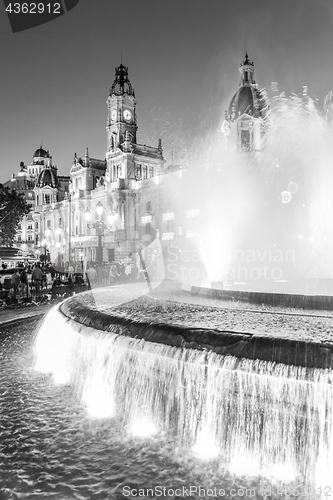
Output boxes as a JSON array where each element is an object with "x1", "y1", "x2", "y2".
[
  {"x1": 34, "y1": 304, "x2": 333, "y2": 497},
  {"x1": 1, "y1": 314, "x2": 264, "y2": 500}
]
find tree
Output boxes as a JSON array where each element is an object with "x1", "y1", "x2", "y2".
[{"x1": 0, "y1": 184, "x2": 31, "y2": 246}]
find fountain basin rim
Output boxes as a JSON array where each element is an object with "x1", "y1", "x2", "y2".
[
  {"x1": 183, "y1": 283, "x2": 333, "y2": 310},
  {"x1": 57, "y1": 292, "x2": 333, "y2": 369}
]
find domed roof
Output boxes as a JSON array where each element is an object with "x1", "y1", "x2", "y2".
[
  {"x1": 36, "y1": 167, "x2": 58, "y2": 188},
  {"x1": 228, "y1": 85, "x2": 266, "y2": 120},
  {"x1": 33, "y1": 147, "x2": 48, "y2": 158}
]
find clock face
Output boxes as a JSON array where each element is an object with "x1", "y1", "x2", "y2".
[
  {"x1": 111, "y1": 109, "x2": 117, "y2": 120},
  {"x1": 123, "y1": 109, "x2": 132, "y2": 121}
]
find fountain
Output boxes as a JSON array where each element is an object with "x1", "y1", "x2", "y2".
[
  {"x1": 159, "y1": 89, "x2": 333, "y2": 308},
  {"x1": 33, "y1": 76, "x2": 333, "y2": 498},
  {"x1": 34, "y1": 280, "x2": 333, "y2": 498}
]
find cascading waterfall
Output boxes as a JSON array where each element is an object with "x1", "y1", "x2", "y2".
[{"x1": 35, "y1": 304, "x2": 333, "y2": 494}]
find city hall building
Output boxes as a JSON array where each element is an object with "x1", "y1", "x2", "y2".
[{"x1": 6, "y1": 55, "x2": 267, "y2": 275}]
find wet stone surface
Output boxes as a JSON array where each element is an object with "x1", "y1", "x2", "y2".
[{"x1": 98, "y1": 294, "x2": 333, "y2": 344}]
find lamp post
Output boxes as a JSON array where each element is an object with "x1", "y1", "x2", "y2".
[
  {"x1": 41, "y1": 229, "x2": 50, "y2": 263},
  {"x1": 79, "y1": 246, "x2": 84, "y2": 275},
  {"x1": 84, "y1": 202, "x2": 115, "y2": 267}
]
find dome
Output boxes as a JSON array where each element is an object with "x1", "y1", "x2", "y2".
[
  {"x1": 33, "y1": 148, "x2": 48, "y2": 158},
  {"x1": 228, "y1": 85, "x2": 266, "y2": 120},
  {"x1": 36, "y1": 167, "x2": 59, "y2": 188}
]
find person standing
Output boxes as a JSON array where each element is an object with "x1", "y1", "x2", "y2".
[
  {"x1": 32, "y1": 264, "x2": 44, "y2": 295},
  {"x1": 86, "y1": 265, "x2": 97, "y2": 289},
  {"x1": 11, "y1": 269, "x2": 20, "y2": 300},
  {"x1": 20, "y1": 267, "x2": 29, "y2": 298}
]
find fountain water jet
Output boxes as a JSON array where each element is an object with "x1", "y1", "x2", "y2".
[{"x1": 162, "y1": 91, "x2": 333, "y2": 295}]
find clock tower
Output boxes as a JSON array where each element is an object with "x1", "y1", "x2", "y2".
[{"x1": 106, "y1": 64, "x2": 137, "y2": 150}]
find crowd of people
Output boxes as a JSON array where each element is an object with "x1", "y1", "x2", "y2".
[{"x1": 0, "y1": 251, "x2": 160, "y2": 302}]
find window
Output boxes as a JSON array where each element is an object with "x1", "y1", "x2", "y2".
[
  {"x1": 149, "y1": 167, "x2": 154, "y2": 178},
  {"x1": 28, "y1": 235, "x2": 32, "y2": 242},
  {"x1": 47, "y1": 220, "x2": 51, "y2": 229},
  {"x1": 59, "y1": 217, "x2": 62, "y2": 227},
  {"x1": 136, "y1": 164, "x2": 142, "y2": 180},
  {"x1": 27, "y1": 224, "x2": 33, "y2": 230},
  {"x1": 44, "y1": 194, "x2": 50, "y2": 204},
  {"x1": 241, "y1": 130, "x2": 251, "y2": 151},
  {"x1": 162, "y1": 212, "x2": 174, "y2": 221},
  {"x1": 146, "y1": 201, "x2": 151, "y2": 212},
  {"x1": 108, "y1": 248, "x2": 115, "y2": 262},
  {"x1": 186, "y1": 209, "x2": 199, "y2": 218}
]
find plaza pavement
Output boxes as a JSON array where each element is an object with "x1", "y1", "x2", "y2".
[{"x1": 0, "y1": 302, "x2": 53, "y2": 326}]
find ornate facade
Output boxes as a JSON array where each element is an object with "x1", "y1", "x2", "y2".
[
  {"x1": 37, "y1": 63, "x2": 165, "y2": 268},
  {"x1": 4, "y1": 148, "x2": 70, "y2": 255},
  {"x1": 6, "y1": 56, "x2": 266, "y2": 271},
  {"x1": 222, "y1": 53, "x2": 267, "y2": 156}
]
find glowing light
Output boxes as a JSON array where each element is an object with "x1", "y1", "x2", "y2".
[
  {"x1": 308, "y1": 236, "x2": 314, "y2": 243},
  {"x1": 268, "y1": 462, "x2": 295, "y2": 483},
  {"x1": 229, "y1": 452, "x2": 261, "y2": 477},
  {"x1": 162, "y1": 212, "x2": 174, "y2": 221},
  {"x1": 161, "y1": 232, "x2": 174, "y2": 240},
  {"x1": 34, "y1": 305, "x2": 78, "y2": 385},
  {"x1": 281, "y1": 191, "x2": 292, "y2": 204},
  {"x1": 186, "y1": 209, "x2": 200, "y2": 218},
  {"x1": 129, "y1": 419, "x2": 158, "y2": 438},
  {"x1": 83, "y1": 386, "x2": 114, "y2": 419},
  {"x1": 287, "y1": 181, "x2": 298, "y2": 194},
  {"x1": 53, "y1": 366, "x2": 70, "y2": 384},
  {"x1": 141, "y1": 215, "x2": 152, "y2": 224},
  {"x1": 192, "y1": 431, "x2": 219, "y2": 461},
  {"x1": 185, "y1": 230, "x2": 194, "y2": 238},
  {"x1": 298, "y1": 234, "x2": 303, "y2": 239}
]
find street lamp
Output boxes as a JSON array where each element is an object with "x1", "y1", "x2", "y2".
[
  {"x1": 79, "y1": 245, "x2": 84, "y2": 275},
  {"x1": 84, "y1": 202, "x2": 115, "y2": 267},
  {"x1": 41, "y1": 236, "x2": 50, "y2": 263}
]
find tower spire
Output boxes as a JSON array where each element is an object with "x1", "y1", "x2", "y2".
[
  {"x1": 110, "y1": 63, "x2": 135, "y2": 97},
  {"x1": 239, "y1": 52, "x2": 255, "y2": 86}
]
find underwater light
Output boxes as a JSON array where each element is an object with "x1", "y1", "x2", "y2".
[
  {"x1": 191, "y1": 431, "x2": 219, "y2": 461},
  {"x1": 129, "y1": 419, "x2": 158, "y2": 438},
  {"x1": 268, "y1": 462, "x2": 295, "y2": 483},
  {"x1": 228, "y1": 452, "x2": 261, "y2": 477},
  {"x1": 83, "y1": 386, "x2": 114, "y2": 419},
  {"x1": 52, "y1": 365, "x2": 71, "y2": 385}
]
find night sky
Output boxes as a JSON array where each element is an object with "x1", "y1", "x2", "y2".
[{"x1": 0, "y1": 0, "x2": 332, "y2": 180}]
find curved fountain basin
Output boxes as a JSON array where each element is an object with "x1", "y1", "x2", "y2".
[
  {"x1": 183, "y1": 283, "x2": 333, "y2": 310},
  {"x1": 58, "y1": 286, "x2": 333, "y2": 369},
  {"x1": 36, "y1": 288, "x2": 333, "y2": 494},
  {"x1": 34, "y1": 286, "x2": 333, "y2": 494}
]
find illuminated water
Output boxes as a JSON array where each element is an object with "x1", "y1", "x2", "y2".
[
  {"x1": 30, "y1": 303, "x2": 333, "y2": 499},
  {"x1": 161, "y1": 93, "x2": 333, "y2": 291},
  {"x1": 3, "y1": 317, "x2": 271, "y2": 500}
]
